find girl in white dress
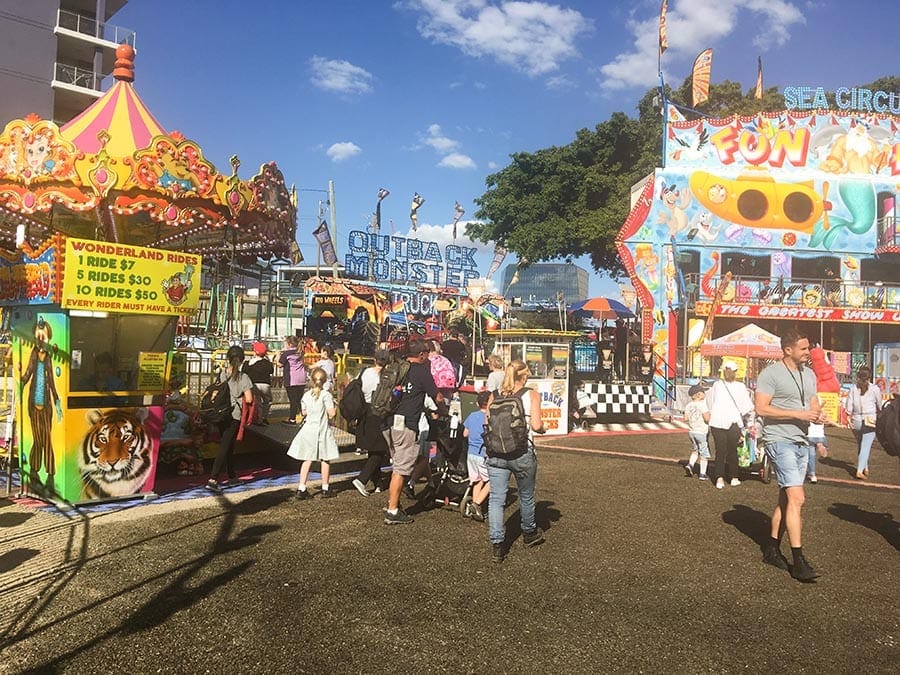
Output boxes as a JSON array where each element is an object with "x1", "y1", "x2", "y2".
[{"x1": 287, "y1": 367, "x2": 339, "y2": 498}]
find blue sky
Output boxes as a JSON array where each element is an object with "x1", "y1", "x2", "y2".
[{"x1": 113, "y1": 0, "x2": 899, "y2": 299}]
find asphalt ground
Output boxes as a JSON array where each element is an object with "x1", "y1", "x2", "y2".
[{"x1": 0, "y1": 428, "x2": 897, "y2": 674}]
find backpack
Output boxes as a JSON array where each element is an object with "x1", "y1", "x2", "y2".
[
  {"x1": 875, "y1": 396, "x2": 900, "y2": 458},
  {"x1": 370, "y1": 359, "x2": 411, "y2": 419},
  {"x1": 339, "y1": 375, "x2": 367, "y2": 425},
  {"x1": 199, "y1": 379, "x2": 233, "y2": 425},
  {"x1": 482, "y1": 388, "x2": 530, "y2": 460}
]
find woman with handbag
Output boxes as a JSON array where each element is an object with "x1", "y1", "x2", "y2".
[
  {"x1": 706, "y1": 360, "x2": 755, "y2": 489},
  {"x1": 844, "y1": 366, "x2": 882, "y2": 480}
]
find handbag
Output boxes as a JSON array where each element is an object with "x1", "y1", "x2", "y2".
[{"x1": 736, "y1": 433, "x2": 751, "y2": 468}]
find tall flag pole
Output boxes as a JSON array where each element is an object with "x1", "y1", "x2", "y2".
[
  {"x1": 410, "y1": 192, "x2": 425, "y2": 231},
  {"x1": 754, "y1": 56, "x2": 763, "y2": 100},
  {"x1": 452, "y1": 201, "x2": 465, "y2": 240},
  {"x1": 658, "y1": 0, "x2": 669, "y2": 168},
  {"x1": 692, "y1": 48, "x2": 713, "y2": 107}
]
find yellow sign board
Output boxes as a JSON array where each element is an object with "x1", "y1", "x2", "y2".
[
  {"x1": 61, "y1": 237, "x2": 201, "y2": 316},
  {"x1": 137, "y1": 351, "x2": 168, "y2": 390}
]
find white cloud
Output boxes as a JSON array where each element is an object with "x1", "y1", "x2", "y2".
[
  {"x1": 545, "y1": 74, "x2": 575, "y2": 90},
  {"x1": 402, "y1": 0, "x2": 591, "y2": 76},
  {"x1": 326, "y1": 141, "x2": 362, "y2": 162},
  {"x1": 439, "y1": 152, "x2": 477, "y2": 169},
  {"x1": 309, "y1": 56, "x2": 374, "y2": 95},
  {"x1": 424, "y1": 123, "x2": 460, "y2": 152},
  {"x1": 487, "y1": 161, "x2": 499, "y2": 170},
  {"x1": 397, "y1": 221, "x2": 493, "y2": 255},
  {"x1": 598, "y1": 0, "x2": 805, "y2": 91}
]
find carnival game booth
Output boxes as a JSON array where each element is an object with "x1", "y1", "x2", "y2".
[
  {"x1": 0, "y1": 46, "x2": 297, "y2": 503},
  {"x1": 485, "y1": 330, "x2": 580, "y2": 436},
  {"x1": 617, "y1": 96, "x2": 900, "y2": 392}
]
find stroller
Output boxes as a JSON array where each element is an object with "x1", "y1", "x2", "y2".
[{"x1": 422, "y1": 414, "x2": 473, "y2": 516}]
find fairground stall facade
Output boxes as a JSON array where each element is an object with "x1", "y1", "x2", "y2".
[
  {"x1": 0, "y1": 45, "x2": 296, "y2": 503},
  {"x1": 617, "y1": 88, "x2": 900, "y2": 397}
]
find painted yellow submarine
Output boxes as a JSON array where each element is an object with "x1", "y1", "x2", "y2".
[{"x1": 689, "y1": 170, "x2": 831, "y2": 234}]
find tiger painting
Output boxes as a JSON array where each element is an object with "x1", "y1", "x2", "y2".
[{"x1": 79, "y1": 408, "x2": 153, "y2": 500}]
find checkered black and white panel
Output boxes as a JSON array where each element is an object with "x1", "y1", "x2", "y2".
[{"x1": 579, "y1": 383, "x2": 653, "y2": 415}]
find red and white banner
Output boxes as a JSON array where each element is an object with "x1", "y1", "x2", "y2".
[{"x1": 694, "y1": 302, "x2": 900, "y2": 325}]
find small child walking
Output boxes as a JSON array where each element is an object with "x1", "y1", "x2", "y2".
[
  {"x1": 807, "y1": 394, "x2": 828, "y2": 484},
  {"x1": 462, "y1": 390, "x2": 491, "y2": 521},
  {"x1": 287, "y1": 367, "x2": 339, "y2": 499},
  {"x1": 684, "y1": 383, "x2": 711, "y2": 480}
]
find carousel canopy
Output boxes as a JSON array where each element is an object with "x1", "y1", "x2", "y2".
[{"x1": 0, "y1": 44, "x2": 296, "y2": 263}]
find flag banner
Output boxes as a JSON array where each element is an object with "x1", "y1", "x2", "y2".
[
  {"x1": 452, "y1": 201, "x2": 465, "y2": 240},
  {"x1": 658, "y1": 0, "x2": 668, "y2": 56},
  {"x1": 375, "y1": 201, "x2": 382, "y2": 233},
  {"x1": 754, "y1": 56, "x2": 763, "y2": 99},
  {"x1": 313, "y1": 219, "x2": 337, "y2": 265},
  {"x1": 410, "y1": 192, "x2": 425, "y2": 231},
  {"x1": 692, "y1": 48, "x2": 713, "y2": 106},
  {"x1": 486, "y1": 245, "x2": 507, "y2": 278}
]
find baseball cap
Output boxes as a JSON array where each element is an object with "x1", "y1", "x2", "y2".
[
  {"x1": 722, "y1": 360, "x2": 739, "y2": 371},
  {"x1": 407, "y1": 339, "x2": 430, "y2": 356},
  {"x1": 252, "y1": 341, "x2": 268, "y2": 356},
  {"x1": 688, "y1": 383, "x2": 707, "y2": 397}
]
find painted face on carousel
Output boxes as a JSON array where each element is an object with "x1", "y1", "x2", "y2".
[{"x1": 26, "y1": 136, "x2": 50, "y2": 172}]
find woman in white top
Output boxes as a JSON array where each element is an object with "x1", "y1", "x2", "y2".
[
  {"x1": 706, "y1": 360, "x2": 754, "y2": 489},
  {"x1": 844, "y1": 366, "x2": 882, "y2": 480},
  {"x1": 313, "y1": 344, "x2": 336, "y2": 391}
]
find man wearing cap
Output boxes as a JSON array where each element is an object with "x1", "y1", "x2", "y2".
[
  {"x1": 755, "y1": 328, "x2": 824, "y2": 582},
  {"x1": 706, "y1": 361, "x2": 754, "y2": 489},
  {"x1": 383, "y1": 339, "x2": 441, "y2": 525},
  {"x1": 242, "y1": 341, "x2": 274, "y2": 424}
]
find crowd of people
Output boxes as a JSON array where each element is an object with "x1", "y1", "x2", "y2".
[
  {"x1": 202, "y1": 326, "x2": 889, "y2": 574},
  {"x1": 202, "y1": 334, "x2": 546, "y2": 563}
]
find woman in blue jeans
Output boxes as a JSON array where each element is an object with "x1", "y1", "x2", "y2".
[
  {"x1": 486, "y1": 360, "x2": 546, "y2": 563},
  {"x1": 844, "y1": 366, "x2": 882, "y2": 480}
]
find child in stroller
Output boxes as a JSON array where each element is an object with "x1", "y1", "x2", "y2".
[{"x1": 422, "y1": 409, "x2": 473, "y2": 515}]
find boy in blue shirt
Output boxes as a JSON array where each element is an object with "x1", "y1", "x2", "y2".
[{"x1": 462, "y1": 390, "x2": 491, "y2": 521}]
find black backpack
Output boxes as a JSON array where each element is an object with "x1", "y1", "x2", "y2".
[
  {"x1": 482, "y1": 388, "x2": 530, "y2": 460},
  {"x1": 339, "y1": 375, "x2": 367, "y2": 426},
  {"x1": 199, "y1": 379, "x2": 233, "y2": 425},
  {"x1": 370, "y1": 359, "x2": 410, "y2": 419},
  {"x1": 875, "y1": 395, "x2": 900, "y2": 458}
]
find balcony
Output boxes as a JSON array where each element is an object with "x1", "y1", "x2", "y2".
[
  {"x1": 53, "y1": 62, "x2": 103, "y2": 93},
  {"x1": 683, "y1": 274, "x2": 899, "y2": 316},
  {"x1": 55, "y1": 9, "x2": 136, "y2": 49}
]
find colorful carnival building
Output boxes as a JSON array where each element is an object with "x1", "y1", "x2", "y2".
[
  {"x1": 0, "y1": 45, "x2": 296, "y2": 503},
  {"x1": 617, "y1": 92, "x2": 900, "y2": 399}
]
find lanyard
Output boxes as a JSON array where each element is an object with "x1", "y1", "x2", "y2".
[{"x1": 782, "y1": 360, "x2": 805, "y2": 404}]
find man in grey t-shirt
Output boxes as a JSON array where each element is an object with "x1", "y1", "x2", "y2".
[{"x1": 755, "y1": 329, "x2": 823, "y2": 582}]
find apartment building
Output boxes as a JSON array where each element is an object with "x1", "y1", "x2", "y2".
[{"x1": 0, "y1": 0, "x2": 134, "y2": 126}]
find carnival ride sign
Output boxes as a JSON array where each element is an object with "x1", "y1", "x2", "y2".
[
  {"x1": 693, "y1": 301, "x2": 900, "y2": 325},
  {"x1": 344, "y1": 230, "x2": 480, "y2": 287},
  {"x1": 61, "y1": 238, "x2": 201, "y2": 316},
  {"x1": 0, "y1": 237, "x2": 60, "y2": 306}
]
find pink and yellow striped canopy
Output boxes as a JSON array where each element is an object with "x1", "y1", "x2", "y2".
[{"x1": 60, "y1": 79, "x2": 166, "y2": 155}]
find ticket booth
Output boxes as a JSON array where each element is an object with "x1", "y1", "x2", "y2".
[
  {"x1": 5, "y1": 235, "x2": 200, "y2": 504},
  {"x1": 486, "y1": 330, "x2": 580, "y2": 436}
]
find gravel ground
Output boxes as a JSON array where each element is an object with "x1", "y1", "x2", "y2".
[{"x1": 0, "y1": 430, "x2": 897, "y2": 674}]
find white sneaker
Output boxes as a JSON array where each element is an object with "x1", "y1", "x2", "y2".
[
  {"x1": 351, "y1": 478, "x2": 369, "y2": 497},
  {"x1": 715, "y1": 478, "x2": 725, "y2": 490},
  {"x1": 730, "y1": 478, "x2": 741, "y2": 487}
]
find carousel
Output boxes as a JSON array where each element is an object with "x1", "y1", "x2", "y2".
[{"x1": 0, "y1": 44, "x2": 297, "y2": 504}]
